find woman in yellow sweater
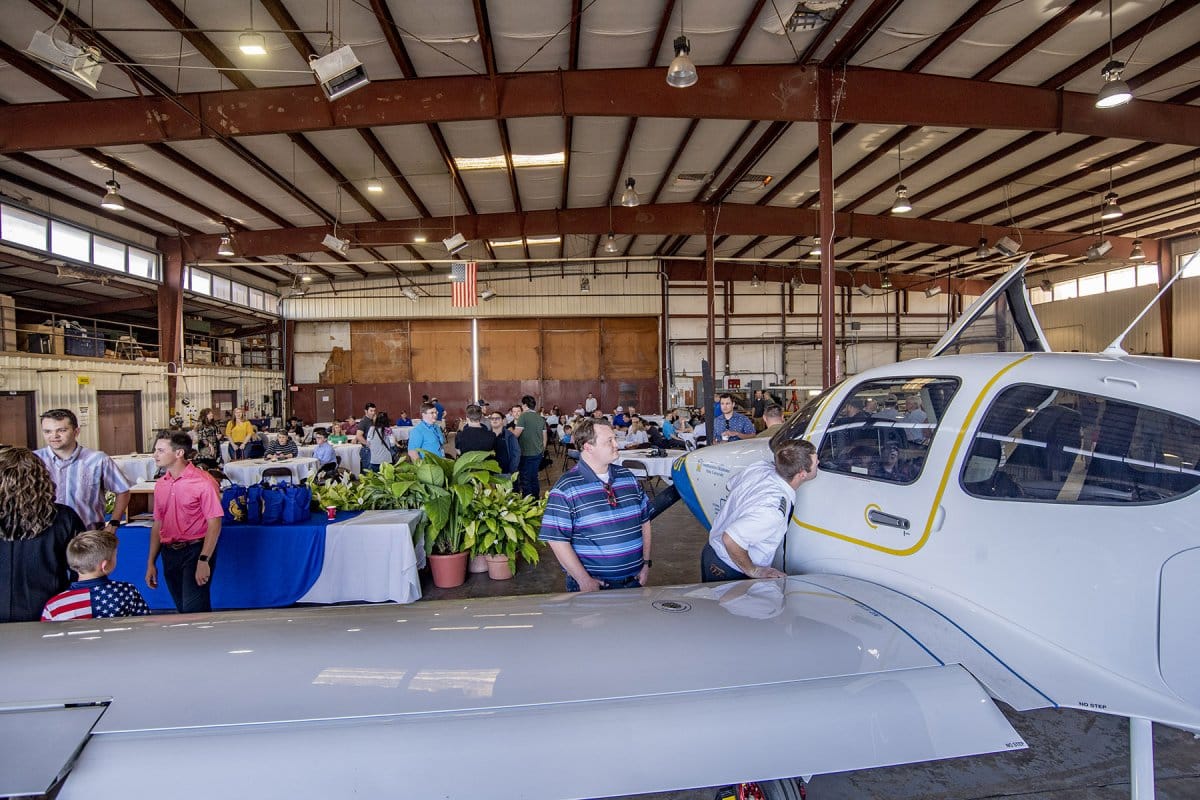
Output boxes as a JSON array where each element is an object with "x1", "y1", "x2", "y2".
[{"x1": 225, "y1": 407, "x2": 259, "y2": 460}]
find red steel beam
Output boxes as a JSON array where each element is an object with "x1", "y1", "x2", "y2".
[{"x1": 6, "y1": 66, "x2": 1199, "y2": 153}]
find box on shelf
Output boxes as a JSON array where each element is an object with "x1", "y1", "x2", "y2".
[
  {"x1": 186, "y1": 344, "x2": 213, "y2": 364},
  {"x1": 65, "y1": 332, "x2": 105, "y2": 358},
  {"x1": 17, "y1": 324, "x2": 65, "y2": 355},
  {"x1": 0, "y1": 295, "x2": 14, "y2": 353}
]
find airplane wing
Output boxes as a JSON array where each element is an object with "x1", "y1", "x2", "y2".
[{"x1": 0, "y1": 578, "x2": 1028, "y2": 800}]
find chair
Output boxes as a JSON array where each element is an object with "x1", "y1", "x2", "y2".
[
  {"x1": 313, "y1": 461, "x2": 339, "y2": 484},
  {"x1": 621, "y1": 458, "x2": 657, "y2": 497},
  {"x1": 244, "y1": 440, "x2": 266, "y2": 460},
  {"x1": 260, "y1": 466, "x2": 293, "y2": 484}
]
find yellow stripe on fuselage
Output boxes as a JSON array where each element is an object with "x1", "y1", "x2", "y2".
[{"x1": 792, "y1": 354, "x2": 1034, "y2": 556}]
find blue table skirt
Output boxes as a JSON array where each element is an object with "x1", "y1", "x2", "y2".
[{"x1": 113, "y1": 511, "x2": 360, "y2": 611}]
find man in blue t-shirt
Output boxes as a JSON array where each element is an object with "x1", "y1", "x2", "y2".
[{"x1": 538, "y1": 418, "x2": 651, "y2": 592}]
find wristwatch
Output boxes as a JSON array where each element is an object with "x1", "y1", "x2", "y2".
[
  {"x1": 198, "y1": 554, "x2": 211, "y2": 563},
  {"x1": 643, "y1": 559, "x2": 653, "y2": 568}
]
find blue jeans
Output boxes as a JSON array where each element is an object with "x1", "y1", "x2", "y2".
[
  {"x1": 161, "y1": 540, "x2": 214, "y2": 613},
  {"x1": 701, "y1": 542, "x2": 748, "y2": 583},
  {"x1": 518, "y1": 454, "x2": 541, "y2": 497},
  {"x1": 565, "y1": 574, "x2": 642, "y2": 592}
]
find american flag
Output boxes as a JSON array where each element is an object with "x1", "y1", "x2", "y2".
[{"x1": 451, "y1": 261, "x2": 477, "y2": 307}]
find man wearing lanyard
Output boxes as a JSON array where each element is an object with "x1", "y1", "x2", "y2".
[{"x1": 145, "y1": 432, "x2": 223, "y2": 613}]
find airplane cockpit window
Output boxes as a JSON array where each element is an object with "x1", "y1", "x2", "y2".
[
  {"x1": 816, "y1": 377, "x2": 960, "y2": 484},
  {"x1": 961, "y1": 384, "x2": 1200, "y2": 504},
  {"x1": 770, "y1": 382, "x2": 841, "y2": 449}
]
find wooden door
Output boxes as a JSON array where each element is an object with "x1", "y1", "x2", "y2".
[
  {"x1": 211, "y1": 390, "x2": 237, "y2": 416},
  {"x1": 96, "y1": 391, "x2": 142, "y2": 455},
  {"x1": 0, "y1": 392, "x2": 36, "y2": 448},
  {"x1": 313, "y1": 387, "x2": 337, "y2": 424}
]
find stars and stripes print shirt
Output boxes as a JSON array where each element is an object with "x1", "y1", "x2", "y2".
[{"x1": 42, "y1": 576, "x2": 151, "y2": 621}]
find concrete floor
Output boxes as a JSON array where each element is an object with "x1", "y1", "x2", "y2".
[{"x1": 417, "y1": 459, "x2": 1200, "y2": 800}]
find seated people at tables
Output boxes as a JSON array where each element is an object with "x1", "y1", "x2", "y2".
[
  {"x1": 693, "y1": 419, "x2": 707, "y2": 442},
  {"x1": 342, "y1": 416, "x2": 359, "y2": 437},
  {"x1": 456, "y1": 405, "x2": 496, "y2": 455},
  {"x1": 225, "y1": 407, "x2": 259, "y2": 460},
  {"x1": 264, "y1": 430, "x2": 299, "y2": 460},
  {"x1": 489, "y1": 411, "x2": 521, "y2": 477},
  {"x1": 328, "y1": 422, "x2": 349, "y2": 444},
  {"x1": 286, "y1": 416, "x2": 306, "y2": 439},
  {"x1": 611, "y1": 406, "x2": 629, "y2": 429},
  {"x1": 407, "y1": 404, "x2": 445, "y2": 461},
  {"x1": 713, "y1": 394, "x2": 756, "y2": 443},
  {"x1": 625, "y1": 418, "x2": 650, "y2": 447},
  {"x1": 310, "y1": 428, "x2": 337, "y2": 466},
  {"x1": 395, "y1": 411, "x2": 413, "y2": 427},
  {"x1": 648, "y1": 423, "x2": 685, "y2": 451},
  {"x1": 661, "y1": 412, "x2": 677, "y2": 441},
  {"x1": 560, "y1": 424, "x2": 573, "y2": 445},
  {"x1": 546, "y1": 406, "x2": 561, "y2": 433}
]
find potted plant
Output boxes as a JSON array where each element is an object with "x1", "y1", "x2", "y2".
[
  {"x1": 464, "y1": 483, "x2": 545, "y2": 580},
  {"x1": 412, "y1": 450, "x2": 507, "y2": 588}
]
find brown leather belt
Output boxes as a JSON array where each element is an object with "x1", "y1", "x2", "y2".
[{"x1": 163, "y1": 539, "x2": 203, "y2": 550}]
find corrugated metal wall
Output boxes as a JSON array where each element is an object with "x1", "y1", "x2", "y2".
[
  {"x1": 0, "y1": 353, "x2": 282, "y2": 451},
  {"x1": 1172, "y1": 236, "x2": 1200, "y2": 360},
  {"x1": 283, "y1": 271, "x2": 662, "y2": 320},
  {"x1": 1034, "y1": 285, "x2": 1163, "y2": 354}
]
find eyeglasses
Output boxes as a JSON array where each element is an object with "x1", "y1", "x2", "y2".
[
  {"x1": 490, "y1": 415, "x2": 504, "y2": 421},
  {"x1": 602, "y1": 482, "x2": 618, "y2": 508}
]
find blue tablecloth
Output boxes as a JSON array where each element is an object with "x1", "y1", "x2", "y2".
[{"x1": 113, "y1": 511, "x2": 360, "y2": 611}]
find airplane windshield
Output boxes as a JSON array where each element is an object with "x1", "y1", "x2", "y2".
[{"x1": 772, "y1": 382, "x2": 841, "y2": 448}]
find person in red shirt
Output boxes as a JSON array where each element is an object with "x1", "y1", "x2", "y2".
[{"x1": 145, "y1": 432, "x2": 223, "y2": 613}]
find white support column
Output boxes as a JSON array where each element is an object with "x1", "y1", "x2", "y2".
[{"x1": 1130, "y1": 717, "x2": 1155, "y2": 800}]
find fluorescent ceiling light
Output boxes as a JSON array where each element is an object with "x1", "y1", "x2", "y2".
[
  {"x1": 239, "y1": 30, "x2": 267, "y2": 56},
  {"x1": 925, "y1": 285, "x2": 942, "y2": 298},
  {"x1": 1085, "y1": 240, "x2": 1113, "y2": 260},
  {"x1": 480, "y1": 288, "x2": 497, "y2": 301},
  {"x1": 413, "y1": 233, "x2": 427, "y2": 243},
  {"x1": 401, "y1": 287, "x2": 420, "y2": 301},
  {"x1": 26, "y1": 30, "x2": 103, "y2": 91},
  {"x1": 443, "y1": 232, "x2": 469, "y2": 255},
  {"x1": 857, "y1": 283, "x2": 871, "y2": 297},
  {"x1": 366, "y1": 176, "x2": 384, "y2": 193},
  {"x1": 453, "y1": 152, "x2": 566, "y2": 171},
  {"x1": 994, "y1": 236, "x2": 1021, "y2": 256}
]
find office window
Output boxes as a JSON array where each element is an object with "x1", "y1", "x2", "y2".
[
  {"x1": 94, "y1": 237, "x2": 126, "y2": 271},
  {"x1": 50, "y1": 220, "x2": 91, "y2": 262},
  {"x1": 1052, "y1": 280, "x2": 1077, "y2": 301},
  {"x1": 1183, "y1": 251, "x2": 1200, "y2": 278},
  {"x1": 1136, "y1": 264, "x2": 1158, "y2": 286},
  {"x1": 1, "y1": 205, "x2": 47, "y2": 250},
  {"x1": 190, "y1": 269, "x2": 211, "y2": 295},
  {"x1": 231, "y1": 282, "x2": 249, "y2": 306},
  {"x1": 1077, "y1": 273, "x2": 1105, "y2": 297},
  {"x1": 1106, "y1": 267, "x2": 1135, "y2": 291},
  {"x1": 128, "y1": 247, "x2": 156, "y2": 279},
  {"x1": 212, "y1": 275, "x2": 231, "y2": 300},
  {"x1": 249, "y1": 288, "x2": 264, "y2": 310}
]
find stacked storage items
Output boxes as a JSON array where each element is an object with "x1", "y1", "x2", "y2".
[{"x1": 63, "y1": 321, "x2": 105, "y2": 357}]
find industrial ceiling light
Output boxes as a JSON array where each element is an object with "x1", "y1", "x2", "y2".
[
  {"x1": 976, "y1": 238, "x2": 990, "y2": 259},
  {"x1": 1085, "y1": 239, "x2": 1113, "y2": 260},
  {"x1": 666, "y1": 36, "x2": 698, "y2": 88},
  {"x1": 322, "y1": 232, "x2": 350, "y2": 254},
  {"x1": 238, "y1": 31, "x2": 266, "y2": 56},
  {"x1": 790, "y1": 275, "x2": 803, "y2": 290},
  {"x1": 924, "y1": 285, "x2": 942, "y2": 298},
  {"x1": 857, "y1": 283, "x2": 871, "y2": 297},
  {"x1": 1040, "y1": 279, "x2": 1053, "y2": 292},
  {"x1": 401, "y1": 287, "x2": 420, "y2": 301},
  {"x1": 25, "y1": 29, "x2": 103, "y2": 91},
  {"x1": 443, "y1": 232, "x2": 469, "y2": 255},
  {"x1": 480, "y1": 288, "x2": 497, "y2": 301},
  {"x1": 751, "y1": 271, "x2": 760, "y2": 288},
  {"x1": 99, "y1": 170, "x2": 125, "y2": 211},
  {"x1": 1129, "y1": 239, "x2": 1146, "y2": 261},
  {"x1": 809, "y1": 238, "x2": 821, "y2": 257},
  {"x1": 891, "y1": 149, "x2": 911, "y2": 214},
  {"x1": 620, "y1": 176, "x2": 640, "y2": 208},
  {"x1": 366, "y1": 153, "x2": 383, "y2": 193},
  {"x1": 217, "y1": 235, "x2": 235, "y2": 257},
  {"x1": 604, "y1": 232, "x2": 619, "y2": 254},
  {"x1": 310, "y1": 45, "x2": 369, "y2": 101},
  {"x1": 579, "y1": 276, "x2": 590, "y2": 294},
  {"x1": 994, "y1": 235, "x2": 1021, "y2": 256},
  {"x1": 1100, "y1": 191, "x2": 1123, "y2": 220},
  {"x1": 880, "y1": 271, "x2": 892, "y2": 290},
  {"x1": 1095, "y1": 0, "x2": 1132, "y2": 109}
]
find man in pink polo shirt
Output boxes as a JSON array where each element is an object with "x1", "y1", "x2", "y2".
[{"x1": 145, "y1": 432, "x2": 223, "y2": 613}]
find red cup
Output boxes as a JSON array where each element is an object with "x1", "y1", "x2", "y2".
[{"x1": 326, "y1": 505, "x2": 337, "y2": 520}]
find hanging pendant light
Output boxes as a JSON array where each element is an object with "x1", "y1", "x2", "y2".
[
  {"x1": 890, "y1": 148, "x2": 911, "y2": 213},
  {"x1": 1129, "y1": 239, "x2": 1146, "y2": 261},
  {"x1": 366, "y1": 153, "x2": 383, "y2": 192},
  {"x1": 604, "y1": 232, "x2": 618, "y2": 254},
  {"x1": 667, "y1": 36, "x2": 698, "y2": 88},
  {"x1": 1096, "y1": 0, "x2": 1132, "y2": 108},
  {"x1": 1100, "y1": 191, "x2": 1123, "y2": 220},
  {"x1": 217, "y1": 235, "x2": 235, "y2": 256},
  {"x1": 976, "y1": 238, "x2": 990, "y2": 259},
  {"x1": 620, "y1": 176, "x2": 640, "y2": 207},
  {"x1": 809, "y1": 238, "x2": 821, "y2": 257},
  {"x1": 751, "y1": 271, "x2": 760, "y2": 288},
  {"x1": 238, "y1": 2, "x2": 266, "y2": 55},
  {"x1": 99, "y1": 169, "x2": 125, "y2": 211}
]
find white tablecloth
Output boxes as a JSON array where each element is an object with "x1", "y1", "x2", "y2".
[
  {"x1": 111, "y1": 454, "x2": 156, "y2": 484},
  {"x1": 298, "y1": 509, "x2": 425, "y2": 604},
  {"x1": 389, "y1": 427, "x2": 412, "y2": 443},
  {"x1": 297, "y1": 443, "x2": 362, "y2": 474},
  {"x1": 615, "y1": 449, "x2": 687, "y2": 482},
  {"x1": 222, "y1": 457, "x2": 319, "y2": 485}
]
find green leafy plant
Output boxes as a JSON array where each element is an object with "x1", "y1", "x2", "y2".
[
  {"x1": 308, "y1": 473, "x2": 360, "y2": 511},
  {"x1": 416, "y1": 450, "x2": 509, "y2": 555},
  {"x1": 353, "y1": 460, "x2": 435, "y2": 511},
  {"x1": 464, "y1": 482, "x2": 545, "y2": 573}
]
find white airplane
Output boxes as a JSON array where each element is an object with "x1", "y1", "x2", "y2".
[{"x1": 1, "y1": 258, "x2": 1196, "y2": 800}]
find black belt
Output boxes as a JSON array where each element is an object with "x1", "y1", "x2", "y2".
[{"x1": 163, "y1": 539, "x2": 203, "y2": 550}]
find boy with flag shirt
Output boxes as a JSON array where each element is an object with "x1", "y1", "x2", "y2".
[{"x1": 42, "y1": 529, "x2": 150, "y2": 621}]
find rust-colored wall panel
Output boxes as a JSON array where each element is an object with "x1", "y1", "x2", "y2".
[
  {"x1": 542, "y1": 330, "x2": 599, "y2": 380},
  {"x1": 350, "y1": 321, "x2": 411, "y2": 383},
  {"x1": 479, "y1": 318, "x2": 540, "y2": 381},
  {"x1": 600, "y1": 318, "x2": 658, "y2": 379},
  {"x1": 318, "y1": 346, "x2": 353, "y2": 384},
  {"x1": 410, "y1": 319, "x2": 471, "y2": 383}
]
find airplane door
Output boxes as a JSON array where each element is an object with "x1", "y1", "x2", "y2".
[
  {"x1": 929, "y1": 257, "x2": 1049, "y2": 357},
  {"x1": 789, "y1": 374, "x2": 965, "y2": 559}
]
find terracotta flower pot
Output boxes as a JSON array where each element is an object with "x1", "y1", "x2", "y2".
[
  {"x1": 485, "y1": 554, "x2": 514, "y2": 580},
  {"x1": 429, "y1": 551, "x2": 469, "y2": 588},
  {"x1": 468, "y1": 554, "x2": 489, "y2": 573}
]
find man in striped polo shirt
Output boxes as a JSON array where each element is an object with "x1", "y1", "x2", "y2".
[
  {"x1": 539, "y1": 418, "x2": 652, "y2": 592},
  {"x1": 36, "y1": 408, "x2": 131, "y2": 533}
]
